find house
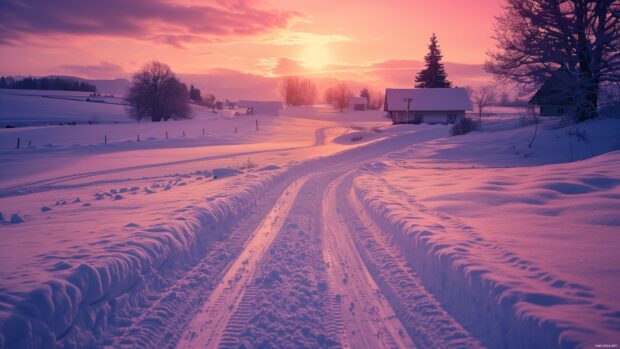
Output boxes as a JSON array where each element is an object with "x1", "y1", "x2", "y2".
[
  {"x1": 529, "y1": 72, "x2": 575, "y2": 116},
  {"x1": 237, "y1": 100, "x2": 283, "y2": 115},
  {"x1": 384, "y1": 88, "x2": 472, "y2": 124},
  {"x1": 349, "y1": 96, "x2": 368, "y2": 111}
]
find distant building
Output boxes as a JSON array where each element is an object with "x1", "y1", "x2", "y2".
[
  {"x1": 237, "y1": 100, "x2": 283, "y2": 115},
  {"x1": 384, "y1": 88, "x2": 472, "y2": 124},
  {"x1": 349, "y1": 96, "x2": 368, "y2": 111},
  {"x1": 529, "y1": 72, "x2": 575, "y2": 116}
]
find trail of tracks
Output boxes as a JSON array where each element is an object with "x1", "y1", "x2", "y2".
[
  {"x1": 107, "y1": 131, "x2": 484, "y2": 349},
  {"x1": 177, "y1": 177, "x2": 308, "y2": 348}
]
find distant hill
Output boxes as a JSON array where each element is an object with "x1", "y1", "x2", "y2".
[
  {"x1": 0, "y1": 75, "x2": 130, "y2": 96},
  {"x1": 46, "y1": 76, "x2": 130, "y2": 96},
  {"x1": 88, "y1": 78, "x2": 130, "y2": 96}
]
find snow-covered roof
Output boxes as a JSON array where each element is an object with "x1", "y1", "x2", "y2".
[
  {"x1": 384, "y1": 88, "x2": 472, "y2": 111},
  {"x1": 237, "y1": 100, "x2": 283, "y2": 109},
  {"x1": 349, "y1": 96, "x2": 367, "y2": 105}
]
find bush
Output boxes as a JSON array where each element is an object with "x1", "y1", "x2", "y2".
[{"x1": 450, "y1": 118, "x2": 480, "y2": 136}]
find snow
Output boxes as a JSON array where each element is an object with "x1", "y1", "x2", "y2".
[
  {"x1": 351, "y1": 116, "x2": 620, "y2": 348},
  {"x1": 1, "y1": 92, "x2": 619, "y2": 348}
]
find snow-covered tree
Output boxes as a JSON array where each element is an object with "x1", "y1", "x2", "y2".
[
  {"x1": 415, "y1": 34, "x2": 452, "y2": 88},
  {"x1": 486, "y1": 0, "x2": 620, "y2": 121}
]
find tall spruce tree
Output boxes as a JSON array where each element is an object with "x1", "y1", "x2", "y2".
[{"x1": 415, "y1": 34, "x2": 452, "y2": 88}]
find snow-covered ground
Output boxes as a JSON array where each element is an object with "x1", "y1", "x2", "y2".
[
  {"x1": 352, "y1": 117, "x2": 620, "y2": 348},
  {"x1": 1, "y1": 92, "x2": 619, "y2": 348}
]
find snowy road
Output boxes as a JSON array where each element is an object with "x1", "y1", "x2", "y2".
[{"x1": 171, "y1": 130, "x2": 480, "y2": 348}]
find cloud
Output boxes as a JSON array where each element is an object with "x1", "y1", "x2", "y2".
[
  {"x1": 0, "y1": 0, "x2": 297, "y2": 47},
  {"x1": 257, "y1": 57, "x2": 306, "y2": 76},
  {"x1": 53, "y1": 61, "x2": 126, "y2": 79},
  {"x1": 259, "y1": 30, "x2": 351, "y2": 46}
]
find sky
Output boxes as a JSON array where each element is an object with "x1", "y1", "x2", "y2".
[{"x1": 0, "y1": 0, "x2": 504, "y2": 99}]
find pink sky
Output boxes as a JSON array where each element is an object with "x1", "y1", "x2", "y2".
[{"x1": 0, "y1": 0, "x2": 503, "y2": 98}]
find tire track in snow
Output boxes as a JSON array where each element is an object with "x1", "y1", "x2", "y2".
[
  {"x1": 177, "y1": 176, "x2": 308, "y2": 348},
  {"x1": 340, "y1": 175, "x2": 484, "y2": 349},
  {"x1": 214, "y1": 175, "x2": 341, "y2": 349},
  {"x1": 322, "y1": 174, "x2": 416, "y2": 349}
]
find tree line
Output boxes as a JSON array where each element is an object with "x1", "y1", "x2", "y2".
[{"x1": 0, "y1": 76, "x2": 97, "y2": 92}]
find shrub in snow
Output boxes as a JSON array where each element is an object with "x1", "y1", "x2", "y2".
[
  {"x1": 10, "y1": 213, "x2": 24, "y2": 224},
  {"x1": 450, "y1": 118, "x2": 480, "y2": 136}
]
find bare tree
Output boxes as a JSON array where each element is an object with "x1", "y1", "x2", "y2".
[
  {"x1": 125, "y1": 61, "x2": 190, "y2": 122},
  {"x1": 325, "y1": 83, "x2": 350, "y2": 112},
  {"x1": 486, "y1": 0, "x2": 620, "y2": 121},
  {"x1": 278, "y1": 76, "x2": 317, "y2": 106},
  {"x1": 473, "y1": 85, "x2": 496, "y2": 118},
  {"x1": 369, "y1": 90, "x2": 385, "y2": 110}
]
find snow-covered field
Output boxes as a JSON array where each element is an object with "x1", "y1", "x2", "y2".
[{"x1": 1, "y1": 91, "x2": 619, "y2": 348}]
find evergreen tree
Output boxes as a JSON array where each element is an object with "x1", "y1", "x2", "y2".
[
  {"x1": 415, "y1": 34, "x2": 451, "y2": 88},
  {"x1": 360, "y1": 88, "x2": 370, "y2": 104},
  {"x1": 189, "y1": 84, "x2": 202, "y2": 103}
]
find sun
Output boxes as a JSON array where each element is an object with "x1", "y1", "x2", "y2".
[{"x1": 300, "y1": 44, "x2": 332, "y2": 70}]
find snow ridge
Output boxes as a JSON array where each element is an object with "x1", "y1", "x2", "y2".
[
  {"x1": 0, "y1": 171, "x2": 278, "y2": 348},
  {"x1": 351, "y1": 167, "x2": 619, "y2": 349}
]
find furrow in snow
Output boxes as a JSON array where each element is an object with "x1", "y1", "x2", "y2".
[{"x1": 335, "y1": 175, "x2": 482, "y2": 349}]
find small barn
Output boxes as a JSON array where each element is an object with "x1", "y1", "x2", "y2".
[
  {"x1": 349, "y1": 96, "x2": 368, "y2": 111},
  {"x1": 384, "y1": 88, "x2": 472, "y2": 124},
  {"x1": 529, "y1": 72, "x2": 575, "y2": 116},
  {"x1": 237, "y1": 100, "x2": 283, "y2": 115}
]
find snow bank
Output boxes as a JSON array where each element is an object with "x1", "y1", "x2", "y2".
[
  {"x1": 0, "y1": 170, "x2": 280, "y2": 348},
  {"x1": 351, "y1": 117, "x2": 620, "y2": 348}
]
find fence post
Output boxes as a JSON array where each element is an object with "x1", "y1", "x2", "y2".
[
  {"x1": 183, "y1": 131, "x2": 186, "y2": 137},
  {"x1": 104, "y1": 135, "x2": 107, "y2": 144},
  {"x1": 28, "y1": 140, "x2": 32, "y2": 148},
  {"x1": 235, "y1": 127, "x2": 237, "y2": 133},
  {"x1": 137, "y1": 134, "x2": 140, "y2": 142},
  {"x1": 16, "y1": 137, "x2": 20, "y2": 149},
  {"x1": 202, "y1": 128, "x2": 205, "y2": 136},
  {"x1": 166, "y1": 131, "x2": 168, "y2": 139},
  {"x1": 255, "y1": 119, "x2": 258, "y2": 131}
]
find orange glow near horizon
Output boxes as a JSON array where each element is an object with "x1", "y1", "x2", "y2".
[{"x1": 0, "y1": 0, "x2": 504, "y2": 96}]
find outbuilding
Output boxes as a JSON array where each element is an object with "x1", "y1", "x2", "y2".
[
  {"x1": 349, "y1": 96, "x2": 368, "y2": 111},
  {"x1": 384, "y1": 88, "x2": 472, "y2": 124},
  {"x1": 529, "y1": 72, "x2": 575, "y2": 116}
]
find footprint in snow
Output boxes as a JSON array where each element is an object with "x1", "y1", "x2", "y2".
[
  {"x1": 125, "y1": 223, "x2": 140, "y2": 228},
  {"x1": 41, "y1": 206, "x2": 53, "y2": 212},
  {"x1": 113, "y1": 194, "x2": 123, "y2": 200},
  {"x1": 73, "y1": 197, "x2": 81, "y2": 203},
  {"x1": 144, "y1": 188, "x2": 156, "y2": 194}
]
